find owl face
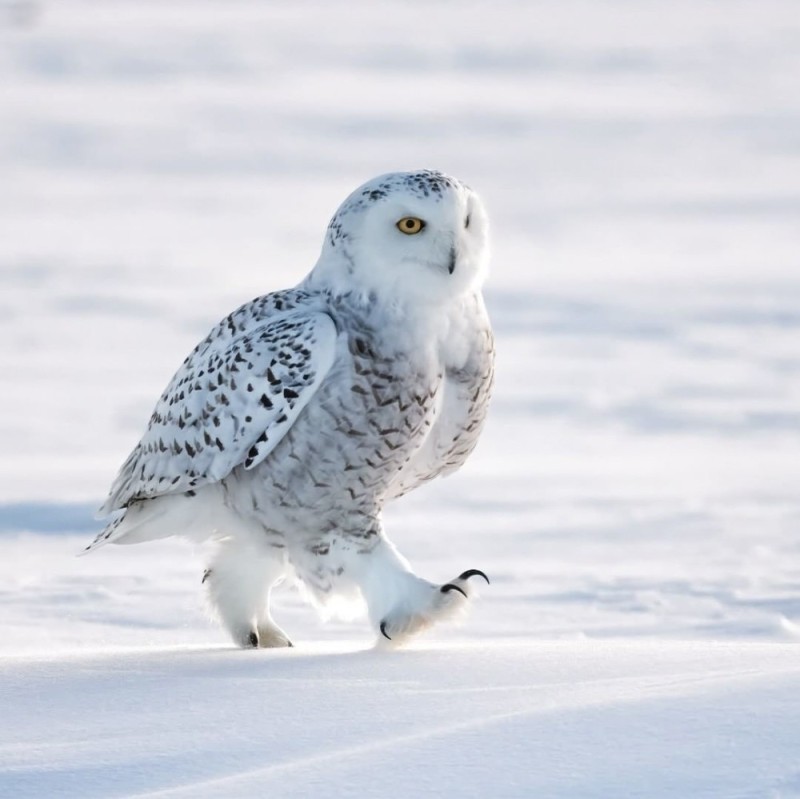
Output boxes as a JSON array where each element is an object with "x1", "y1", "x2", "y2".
[{"x1": 312, "y1": 171, "x2": 490, "y2": 305}]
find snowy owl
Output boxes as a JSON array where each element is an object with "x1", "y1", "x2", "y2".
[{"x1": 87, "y1": 170, "x2": 495, "y2": 648}]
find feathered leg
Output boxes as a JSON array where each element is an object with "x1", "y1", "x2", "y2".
[
  {"x1": 204, "y1": 537, "x2": 291, "y2": 648},
  {"x1": 304, "y1": 529, "x2": 487, "y2": 647},
  {"x1": 358, "y1": 537, "x2": 488, "y2": 646}
]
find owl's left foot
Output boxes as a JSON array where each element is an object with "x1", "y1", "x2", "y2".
[
  {"x1": 440, "y1": 568, "x2": 490, "y2": 600},
  {"x1": 378, "y1": 569, "x2": 489, "y2": 646}
]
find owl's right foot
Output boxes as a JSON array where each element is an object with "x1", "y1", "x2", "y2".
[
  {"x1": 237, "y1": 623, "x2": 293, "y2": 649},
  {"x1": 201, "y1": 545, "x2": 291, "y2": 649}
]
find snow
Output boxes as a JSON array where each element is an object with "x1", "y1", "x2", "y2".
[
  {"x1": 2, "y1": 0, "x2": 800, "y2": 796},
  {"x1": 4, "y1": 642, "x2": 800, "y2": 798}
]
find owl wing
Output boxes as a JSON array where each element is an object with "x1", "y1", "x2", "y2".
[{"x1": 99, "y1": 309, "x2": 338, "y2": 515}]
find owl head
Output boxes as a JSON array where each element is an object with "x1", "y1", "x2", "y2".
[{"x1": 308, "y1": 170, "x2": 490, "y2": 306}]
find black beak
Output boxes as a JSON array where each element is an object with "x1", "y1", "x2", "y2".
[{"x1": 447, "y1": 247, "x2": 457, "y2": 275}]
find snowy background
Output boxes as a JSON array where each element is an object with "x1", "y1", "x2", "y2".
[{"x1": 1, "y1": 1, "x2": 799, "y2": 796}]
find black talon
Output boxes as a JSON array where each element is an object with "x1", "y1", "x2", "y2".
[
  {"x1": 247, "y1": 631, "x2": 259, "y2": 648},
  {"x1": 441, "y1": 583, "x2": 468, "y2": 599},
  {"x1": 459, "y1": 569, "x2": 490, "y2": 585},
  {"x1": 380, "y1": 621, "x2": 392, "y2": 641}
]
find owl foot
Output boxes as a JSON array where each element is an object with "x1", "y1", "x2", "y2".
[
  {"x1": 231, "y1": 623, "x2": 293, "y2": 649},
  {"x1": 203, "y1": 538, "x2": 291, "y2": 649},
  {"x1": 377, "y1": 569, "x2": 489, "y2": 646},
  {"x1": 256, "y1": 619, "x2": 294, "y2": 648}
]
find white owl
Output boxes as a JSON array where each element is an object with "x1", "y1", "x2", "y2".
[{"x1": 88, "y1": 170, "x2": 495, "y2": 648}]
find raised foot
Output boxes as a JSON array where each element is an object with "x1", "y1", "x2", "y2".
[{"x1": 378, "y1": 569, "x2": 490, "y2": 646}]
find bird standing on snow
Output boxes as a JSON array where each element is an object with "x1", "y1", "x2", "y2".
[{"x1": 87, "y1": 170, "x2": 495, "y2": 648}]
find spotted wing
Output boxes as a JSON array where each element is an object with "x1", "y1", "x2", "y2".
[{"x1": 99, "y1": 311, "x2": 337, "y2": 514}]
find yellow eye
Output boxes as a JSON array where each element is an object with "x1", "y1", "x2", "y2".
[{"x1": 396, "y1": 217, "x2": 426, "y2": 235}]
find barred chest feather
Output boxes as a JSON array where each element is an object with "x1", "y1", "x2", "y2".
[{"x1": 227, "y1": 291, "x2": 494, "y2": 531}]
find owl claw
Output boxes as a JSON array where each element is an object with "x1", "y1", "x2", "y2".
[
  {"x1": 376, "y1": 570, "x2": 489, "y2": 647},
  {"x1": 459, "y1": 568, "x2": 490, "y2": 585}
]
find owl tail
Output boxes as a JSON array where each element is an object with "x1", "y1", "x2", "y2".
[
  {"x1": 80, "y1": 484, "x2": 254, "y2": 555},
  {"x1": 80, "y1": 498, "x2": 172, "y2": 554}
]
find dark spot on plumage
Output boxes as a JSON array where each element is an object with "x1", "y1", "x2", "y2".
[
  {"x1": 215, "y1": 437, "x2": 225, "y2": 451},
  {"x1": 248, "y1": 445, "x2": 258, "y2": 459},
  {"x1": 266, "y1": 367, "x2": 280, "y2": 385},
  {"x1": 185, "y1": 442, "x2": 196, "y2": 457},
  {"x1": 247, "y1": 383, "x2": 254, "y2": 392},
  {"x1": 259, "y1": 393, "x2": 273, "y2": 409},
  {"x1": 257, "y1": 431, "x2": 268, "y2": 443},
  {"x1": 203, "y1": 430, "x2": 213, "y2": 446},
  {"x1": 283, "y1": 387, "x2": 298, "y2": 400},
  {"x1": 276, "y1": 413, "x2": 288, "y2": 424},
  {"x1": 245, "y1": 415, "x2": 252, "y2": 422}
]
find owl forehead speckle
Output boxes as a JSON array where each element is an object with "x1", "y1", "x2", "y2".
[{"x1": 326, "y1": 170, "x2": 468, "y2": 249}]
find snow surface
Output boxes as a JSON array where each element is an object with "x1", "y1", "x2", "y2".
[{"x1": 1, "y1": 0, "x2": 800, "y2": 796}]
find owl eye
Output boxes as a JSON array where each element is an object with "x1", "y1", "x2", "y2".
[{"x1": 396, "y1": 217, "x2": 426, "y2": 235}]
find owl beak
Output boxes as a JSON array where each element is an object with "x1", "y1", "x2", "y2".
[{"x1": 447, "y1": 246, "x2": 457, "y2": 275}]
